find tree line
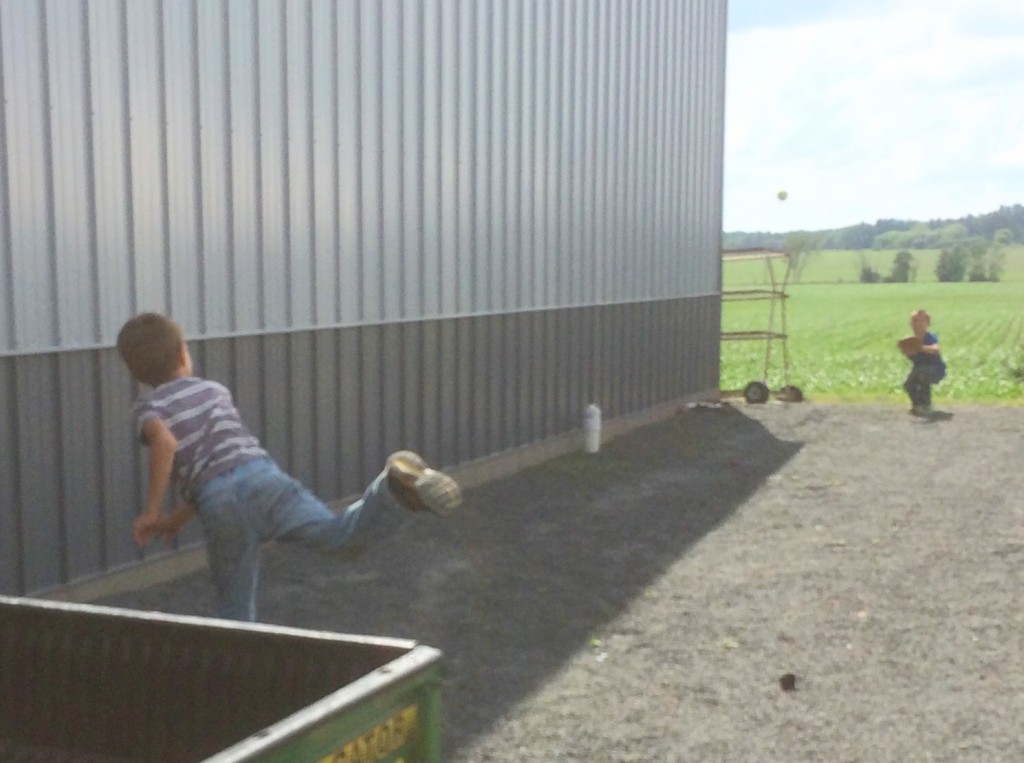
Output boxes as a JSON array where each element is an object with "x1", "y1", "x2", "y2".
[{"x1": 723, "y1": 203, "x2": 1024, "y2": 252}]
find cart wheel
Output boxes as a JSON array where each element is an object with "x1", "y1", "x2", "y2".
[
  {"x1": 778, "y1": 385, "x2": 804, "y2": 403},
  {"x1": 743, "y1": 381, "x2": 770, "y2": 404}
]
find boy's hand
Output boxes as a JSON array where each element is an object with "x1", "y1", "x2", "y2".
[
  {"x1": 156, "y1": 503, "x2": 196, "y2": 545},
  {"x1": 133, "y1": 512, "x2": 163, "y2": 548},
  {"x1": 133, "y1": 503, "x2": 195, "y2": 548}
]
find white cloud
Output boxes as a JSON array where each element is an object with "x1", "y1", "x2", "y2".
[{"x1": 724, "y1": 0, "x2": 1024, "y2": 231}]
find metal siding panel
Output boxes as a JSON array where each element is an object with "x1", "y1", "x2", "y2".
[
  {"x1": 163, "y1": 0, "x2": 202, "y2": 333},
  {"x1": 639, "y1": 0, "x2": 657, "y2": 301},
  {"x1": 470, "y1": 315, "x2": 487, "y2": 458},
  {"x1": 518, "y1": 0, "x2": 536, "y2": 311},
  {"x1": 621, "y1": 302, "x2": 636, "y2": 414},
  {"x1": 663, "y1": 0, "x2": 682, "y2": 296},
  {"x1": 359, "y1": 325, "x2": 383, "y2": 483},
  {"x1": 543, "y1": 1, "x2": 560, "y2": 308},
  {"x1": 3, "y1": 2, "x2": 57, "y2": 349},
  {"x1": 529, "y1": 310, "x2": 545, "y2": 442},
  {"x1": 58, "y1": 353, "x2": 103, "y2": 581},
  {"x1": 0, "y1": 6, "x2": 11, "y2": 352},
  {"x1": 437, "y1": 0, "x2": 458, "y2": 316},
  {"x1": 613, "y1": 302, "x2": 629, "y2": 416},
  {"x1": 647, "y1": 301, "x2": 660, "y2": 406},
  {"x1": 420, "y1": 0, "x2": 441, "y2": 317},
  {"x1": 503, "y1": 0, "x2": 523, "y2": 313},
  {"x1": 611, "y1": 0, "x2": 630, "y2": 304},
  {"x1": 195, "y1": 0, "x2": 233, "y2": 334},
  {"x1": 359, "y1": 0, "x2": 383, "y2": 324},
  {"x1": 502, "y1": 313, "x2": 519, "y2": 450},
  {"x1": 624, "y1": 3, "x2": 641, "y2": 305},
  {"x1": 558, "y1": 308, "x2": 573, "y2": 427},
  {"x1": 402, "y1": 0, "x2": 424, "y2": 318},
  {"x1": 257, "y1": 0, "x2": 288, "y2": 330},
  {"x1": 599, "y1": 0, "x2": 619, "y2": 304},
  {"x1": 487, "y1": 316, "x2": 504, "y2": 453},
  {"x1": 568, "y1": 307, "x2": 584, "y2": 424},
  {"x1": 378, "y1": 323, "x2": 403, "y2": 459},
  {"x1": 633, "y1": 302, "x2": 646, "y2": 411},
  {"x1": 87, "y1": 0, "x2": 135, "y2": 340},
  {"x1": 286, "y1": 0, "x2": 314, "y2": 329},
  {"x1": 578, "y1": 1, "x2": 595, "y2": 307},
  {"x1": 419, "y1": 321, "x2": 441, "y2": 463},
  {"x1": 657, "y1": 300, "x2": 672, "y2": 401},
  {"x1": 399, "y1": 322, "x2": 424, "y2": 452},
  {"x1": 582, "y1": 305, "x2": 597, "y2": 406},
  {"x1": 227, "y1": 0, "x2": 261, "y2": 331},
  {"x1": 311, "y1": 0, "x2": 339, "y2": 325},
  {"x1": 0, "y1": 0, "x2": 729, "y2": 355},
  {"x1": 484, "y1": 316, "x2": 499, "y2": 456},
  {"x1": 380, "y1": 0, "x2": 402, "y2": 321},
  {"x1": 556, "y1": 0, "x2": 574, "y2": 308},
  {"x1": 47, "y1": 1, "x2": 97, "y2": 347},
  {"x1": 16, "y1": 356, "x2": 63, "y2": 591},
  {"x1": 436, "y1": 319, "x2": 458, "y2": 467},
  {"x1": 667, "y1": 0, "x2": 685, "y2": 296},
  {"x1": 493, "y1": 1, "x2": 512, "y2": 313},
  {"x1": 454, "y1": 318, "x2": 473, "y2": 462},
  {"x1": 537, "y1": 309, "x2": 553, "y2": 437},
  {"x1": 454, "y1": 1, "x2": 474, "y2": 314},
  {"x1": 261, "y1": 334, "x2": 290, "y2": 467},
  {"x1": 336, "y1": 327, "x2": 363, "y2": 497},
  {"x1": 602, "y1": 304, "x2": 617, "y2": 416},
  {"x1": 125, "y1": 0, "x2": 168, "y2": 314},
  {"x1": 313, "y1": 330, "x2": 341, "y2": 498},
  {"x1": 289, "y1": 332, "x2": 315, "y2": 488},
  {"x1": 649, "y1": 0, "x2": 667, "y2": 300},
  {"x1": 232, "y1": 336, "x2": 263, "y2": 449},
  {"x1": 337, "y1": 0, "x2": 361, "y2": 323},
  {"x1": 472, "y1": 0, "x2": 491, "y2": 314},
  {"x1": 0, "y1": 359, "x2": 22, "y2": 593},
  {"x1": 98, "y1": 349, "x2": 144, "y2": 572}
]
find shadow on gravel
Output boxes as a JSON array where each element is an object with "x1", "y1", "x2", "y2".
[{"x1": 102, "y1": 404, "x2": 802, "y2": 757}]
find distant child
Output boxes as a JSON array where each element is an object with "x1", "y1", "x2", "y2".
[
  {"x1": 116, "y1": 312, "x2": 462, "y2": 622},
  {"x1": 900, "y1": 309, "x2": 946, "y2": 415}
]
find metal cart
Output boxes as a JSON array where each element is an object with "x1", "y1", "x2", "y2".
[
  {"x1": 720, "y1": 248, "x2": 803, "y2": 404},
  {"x1": 0, "y1": 595, "x2": 444, "y2": 762}
]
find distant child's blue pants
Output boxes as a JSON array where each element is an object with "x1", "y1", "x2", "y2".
[
  {"x1": 195, "y1": 458, "x2": 403, "y2": 621},
  {"x1": 904, "y1": 365, "x2": 945, "y2": 408}
]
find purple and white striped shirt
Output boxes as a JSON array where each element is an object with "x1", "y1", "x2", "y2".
[{"x1": 133, "y1": 377, "x2": 268, "y2": 502}]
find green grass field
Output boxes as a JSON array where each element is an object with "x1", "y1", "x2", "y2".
[{"x1": 721, "y1": 247, "x2": 1024, "y2": 405}]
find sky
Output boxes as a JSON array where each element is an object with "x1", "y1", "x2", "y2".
[{"x1": 724, "y1": 0, "x2": 1024, "y2": 232}]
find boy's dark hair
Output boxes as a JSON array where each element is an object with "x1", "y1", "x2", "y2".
[{"x1": 117, "y1": 313, "x2": 185, "y2": 387}]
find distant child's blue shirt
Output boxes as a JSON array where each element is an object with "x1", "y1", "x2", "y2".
[{"x1": 912, "y1": 331, "x2": 946, "y2": 377}]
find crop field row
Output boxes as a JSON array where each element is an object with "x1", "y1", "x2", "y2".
[
  {"x1": 721, "y1": 250, "x2": 1024, "y2": 404},
  {"x1": 724, "y1": 245, "x2": 1024, "y2": 286}
]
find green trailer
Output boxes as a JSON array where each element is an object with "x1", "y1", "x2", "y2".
[{"x1": 0, "y1": 595, "x2": 443, "y2": 762}]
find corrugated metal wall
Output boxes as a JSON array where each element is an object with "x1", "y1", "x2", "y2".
[{"x1": 0, "y1": 0, "x2": 727, "y2": 596}]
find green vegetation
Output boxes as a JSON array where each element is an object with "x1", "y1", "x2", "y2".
[
  {"x1": 723, "y1": 203, "x2": 1024, "y2": 252},
  {"x1": 721, "y1": 248, "x2": 1024, "y2": 405}
]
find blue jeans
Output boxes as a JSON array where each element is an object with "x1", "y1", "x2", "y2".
[{"x1": 195, "y1": 458, "x2": 403, "y2": 621}]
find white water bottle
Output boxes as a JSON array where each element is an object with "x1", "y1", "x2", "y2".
[{"x1": 584, "y1": 403, "x2": 602, "y2": 453}]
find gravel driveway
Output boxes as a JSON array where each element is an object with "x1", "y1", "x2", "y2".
[{"x1": 103, "y1": 401, "x2": 1024, "y2": 762}]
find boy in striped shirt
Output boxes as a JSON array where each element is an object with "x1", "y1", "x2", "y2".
[{"x1": 116, "y1": 313, "x2": 461, "y2": 621}]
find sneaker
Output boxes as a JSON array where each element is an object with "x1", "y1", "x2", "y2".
[{"x1": 386, "y1": 451, "x2": 463, "y2": 516}]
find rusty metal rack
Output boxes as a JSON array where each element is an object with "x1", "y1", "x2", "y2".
[{"x1": 720, "y1": 248, "x2": 802, "y2": 404}]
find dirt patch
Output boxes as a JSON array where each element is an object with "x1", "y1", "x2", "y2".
[{"x1": 103, "y1": 402, "x2": 1024, "y2": 762}]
